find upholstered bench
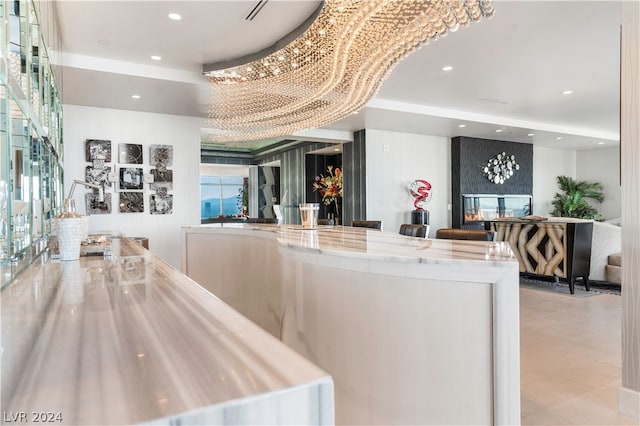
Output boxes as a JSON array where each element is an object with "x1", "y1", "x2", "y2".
[{"x1": 435, "y1": 228, "x2": 495, "y2": 241}]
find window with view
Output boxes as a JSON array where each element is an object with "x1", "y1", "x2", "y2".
[{"x1": 200, "y1": 176, "x2": 245, "y2": 219}]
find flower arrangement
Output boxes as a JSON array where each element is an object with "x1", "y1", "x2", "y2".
[{"x1": 313, "y1": 165, "x2": 343, "y2": 206}]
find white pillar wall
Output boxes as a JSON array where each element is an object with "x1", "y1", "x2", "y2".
[{"x1": 620, "y1": 2, "x2": 640, "y2": 421}]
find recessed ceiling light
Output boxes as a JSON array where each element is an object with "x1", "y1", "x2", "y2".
[
  {"x1": 527, "y1": 133, "x2": 535, "y2": 137},
  {"x1": 151, "y1": 55, "x2": 162, "y2": 61},
  {"x1": 562, "y1": 90, "x2": 573, "y2": 95},
  {"x1": 352, "y1": 111, "x2": 359, "y2": 115},
  {"x1": 496, "y1": 129, "x2": 503, "y2": 133},
  {"x1": 333, "y1": 148, "x2": 340, "y2": 152},
  {"x1": 458, "y1": 124, "x2": 466, "y2": 128},
  {"x1": 598, "y1": 141, "x2": 605, "y2": 145},
  {"x1": 131, "y1": 94, "x2": 141, "y2": 99},
  {"x1": 442, "y1": 65, "x2": 453, "y2": 71},
  {"x1": 555, "y1": 136, "x2": 563, "y2": 140},
  {"x1": 168, "y1": 13, "x2": 182, "y2": 20}
]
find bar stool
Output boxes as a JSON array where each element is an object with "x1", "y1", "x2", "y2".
[
  {"x1": 399, "y1": 224, "x2": 429, "y2": 238},
  {"x1": 352, "y1": 220, "x2": 383, "y2": 230}
]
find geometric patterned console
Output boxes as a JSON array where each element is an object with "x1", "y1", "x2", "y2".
[{"x1": 486, "y1": 218, "x2": 593, "y2": 294}]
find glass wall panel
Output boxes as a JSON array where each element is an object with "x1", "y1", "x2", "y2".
[
  {"x1": 39, "y1": 43, "x2": 49, "y2": 129},
  {"x1": 41, "y1": 140, "x2": 51, "y2": 235},
  {"x1": 8, "y1": 0, "x2": 28, "y2": 96},
  {"x1": 0, "y1": 0, "x2": 63, "y2": 286},
  {"x1": 0, "y1": 0, "x2": 6, "y2": 66},
  {"x1": 51, "y1": 149, "x2": 61, "y2": 217},
  {"x1": 0, "y1": 85, "x2": 8, "y2": 263},
  {"x1": 10, "y1": 99, "x2": 31, "y2": 256},
  {"x1": 30, "y1": 126, "x2": 41, "y2": 243},
  {"x1": 29, "y1": 5, "x2": 40, "y2": 119}
]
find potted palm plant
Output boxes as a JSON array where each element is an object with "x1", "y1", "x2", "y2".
[{"x1": 551, "y1": 176, "x2": 604, "y2": 220}]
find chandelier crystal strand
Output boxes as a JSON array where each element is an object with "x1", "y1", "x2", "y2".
[{"x1": 205, "y1": 0, "x2": 494, "y2": 143}]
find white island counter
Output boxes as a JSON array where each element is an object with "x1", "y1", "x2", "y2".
[
  {"x1": 182, "y1": 224, "x2": 521, "y2": 425},
  {"x1": 1, "y1": 237, "x2": 333, "y2": 425}
]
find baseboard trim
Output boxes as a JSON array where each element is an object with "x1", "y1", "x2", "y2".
[{"x1": 619, "y1": 386, "x2": 640, "y2": 421}]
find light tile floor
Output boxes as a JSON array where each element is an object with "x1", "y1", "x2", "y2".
[{"x1": 520, "y1": 287, "x2": 635, "y2": 425}]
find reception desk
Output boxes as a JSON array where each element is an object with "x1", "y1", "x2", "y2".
[
  {"x1": 486, "y1": 218, "x2": 593, "y2": 294},
  {"x1": 182, "y1": 224, "x2": 521, "y2": 425},
  {"x1": 1, "y1": 237, "x2": 333, "y2": 425}
]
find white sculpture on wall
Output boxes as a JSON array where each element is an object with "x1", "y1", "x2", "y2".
[{"x1": 482, "y1": 152, "x2": 519, "y2": 184}]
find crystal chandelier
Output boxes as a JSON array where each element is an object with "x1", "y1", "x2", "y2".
[{"x1": 205, "y1": 0, "x2": 494, "y2": 143}]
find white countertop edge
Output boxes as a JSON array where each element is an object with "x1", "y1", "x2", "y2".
[{"x1": 143, "y1": 376, "x2": 334, "y2": 426}]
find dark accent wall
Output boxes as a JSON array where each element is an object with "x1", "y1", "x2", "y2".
[
  {"x1": 343, "y1": 130, "x2": 367, "y2": 225},
  {"x1": 451, "y1": 136, "x2": 533, "y2": 228},
  {"x1": 305, "y1": 154, "x2": 342, "y2": 220}
]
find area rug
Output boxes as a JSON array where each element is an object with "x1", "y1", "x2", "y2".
[{"x1": 520, "y1": 276, "x2": 621, "y2": 297}]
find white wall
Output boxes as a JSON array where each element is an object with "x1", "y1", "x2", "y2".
[
  {"x1": 63, "y1": 105, "x2": 202, "y2": 268},
  {"x1": 577, "y1": 146, "x2": 621, "y2": 220},
  {"x1": 532, "y1": 146, "x2": 576, "y2": 216},
  {"x1": 532, "y1": 145, "x2": 619, "y2": 219},
  {"x1": 365, "y1": 129, "x2": 450, "y2": 236}
]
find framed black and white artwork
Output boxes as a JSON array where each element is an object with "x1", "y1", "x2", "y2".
[
  {"x1": 119, "y1": 192, "x2": 144, "y2": 213},
  {"x1": 86, "y1": 165, "x2": 112, "y2": 187},
  {"x1": 118, "y1": 143, "x2": 143, "y2": 164},
  {"x1": 85, "y1": 139, "x2": 111, "y2": 163},
  {"x1": 86, "y1": 193, "x2": 112, "y2": 215},
  {"x1": 150, "y1": 193, "x2": 173, "y2": 215},
  {"x1": 118, "y1": 166, "x2": 144, "y2": 191},
  {"x1": 150, "y1": 169, "x2": 173, "y2": 191},
  {"x1": 149, "y1": 144, "x2": 173, "y2": 170}
]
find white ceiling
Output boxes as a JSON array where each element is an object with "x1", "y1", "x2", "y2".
[{"x1": 56, "y1": 0, "x2": 622, "y2": 151}]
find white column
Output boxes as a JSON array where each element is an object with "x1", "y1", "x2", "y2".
[{"x1": 620, "y1": 1, "x2": 640, "y2": 421}]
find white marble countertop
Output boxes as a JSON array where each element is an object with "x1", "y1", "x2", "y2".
[
  {"x1": 184, "y1": 224, "x2": 518, "y2": 266},
  {"x1": 182, "y1": 224, "x2": 522, "y2": 425},
  {"x1": 1, "y1": 237, "x2": 332, "y2": 425}
]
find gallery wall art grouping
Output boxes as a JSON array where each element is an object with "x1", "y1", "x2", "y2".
[{"x1": 83, "y1": 139, "x2": 174, "y2": 215}]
